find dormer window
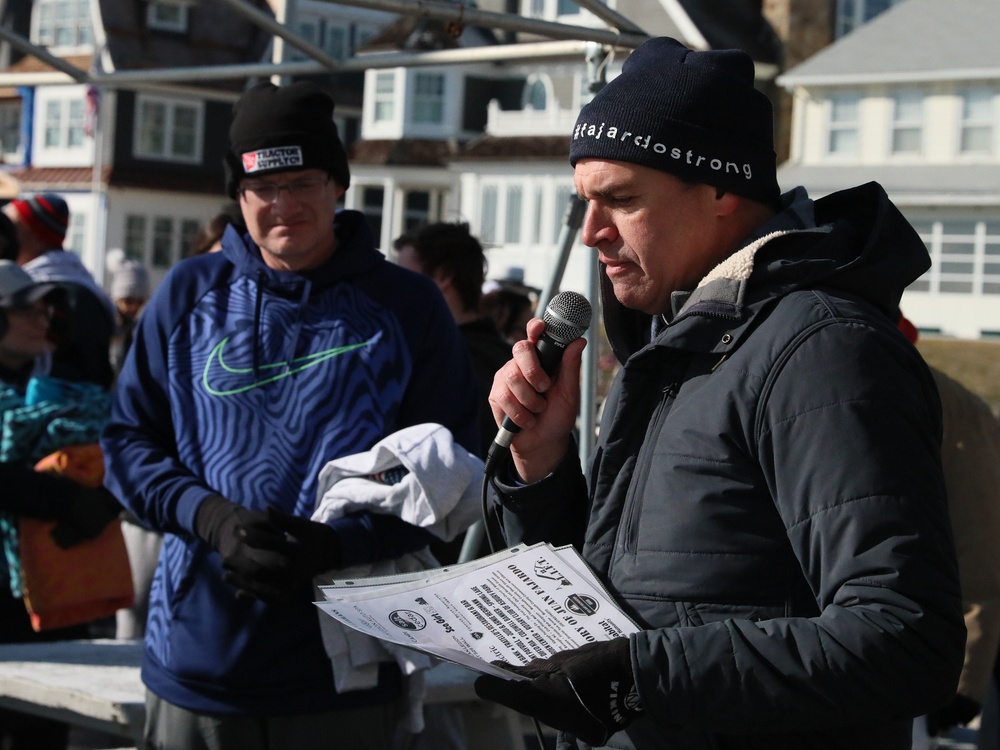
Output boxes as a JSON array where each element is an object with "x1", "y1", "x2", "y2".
[
  {"x1": 412, "y1": 73, "x2": 445, "y2": 124},
  {"x1": 835, "y1": 0, "x2": 903, "y2": 38},
  {"x1": 134, "y1": 94, "x2": 203, "y2": 163},
  {"x1": 373, "y1": 72, "x2": 396, "y2": 123},
  {"x1": 33, "y1": 0, "x2": 93, "y2": 49},
  {"x1": 525, "y1": 0, "x2": 588, "y2": 19},
  {"x1": 147, "y1": 1, "x2": 189, "y2": 33}
]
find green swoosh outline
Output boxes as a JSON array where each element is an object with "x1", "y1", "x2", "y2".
[{"x1": 202, "y1": 335, "x2": 375, "y2": 396}]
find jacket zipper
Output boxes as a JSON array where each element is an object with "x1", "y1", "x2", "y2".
[{"x1": 619, "y1": 374, "x2": 682, "y2": 556}]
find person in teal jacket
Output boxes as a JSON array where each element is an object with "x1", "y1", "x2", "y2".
[{"x1": 101, "y1": 82, "x2": 480, "y2": 750}]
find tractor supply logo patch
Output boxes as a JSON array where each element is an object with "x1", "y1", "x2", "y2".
[{"x1": 242, "y1": 146, "x2": 304, "y2": 173}]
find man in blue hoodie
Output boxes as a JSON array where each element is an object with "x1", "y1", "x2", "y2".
[{"x1": 102, "y1": 82, "x2": 481, "y2": 750}]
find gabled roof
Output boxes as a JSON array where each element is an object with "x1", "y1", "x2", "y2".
[{"x1": 779, "y1": 0, "x2": 1000, "y2": 87}]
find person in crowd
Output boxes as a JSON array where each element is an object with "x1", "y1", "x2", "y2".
[
  {"x1": 3, "y1": 194, "x2": 115, "y2": 388},
  {"x1": 101, "y1": 81, "x2": 480, "y2": 750},
  {"x1": 394, "y1": 222, "x2": 512, "y2": 458},
  {"x1": 0, "y1": 259, "x2": 120, "y2": 750},
  {"x1": 0, "y1": 211, "x2": 18, "y2": 263},
  {"x1": 393, "y1": 223, "x2": 512, "y2": 570},
  {"x1": 474, "y1": 36, "x2": 964, "y2": 749},
  {"x1": 895, "y1": 314, "x2": 1000, "y2": 748},
  {"x1": 187, "y1": 205, "x2": 243, "y2": 257},
  {"x1": 480, "y1": 282, "x2": 535, "y2": 345},
  {"x1": 109, "y1": 258, "x2": 151, "y2": 377}
]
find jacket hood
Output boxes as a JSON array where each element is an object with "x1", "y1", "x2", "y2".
[
  {"x1": 603, "y1": 181, "x2": 930, "y2": 363},
  {"x1": 22, "y1": 250, "x2": 116, "y2": 323},
  {"x1": 219, "y1": 209, "x2": 385, "y2": 378},
  {"x1": 221, "y1": 209, "x2": 383, "y2": 291}
]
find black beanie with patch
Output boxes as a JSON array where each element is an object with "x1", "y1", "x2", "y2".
[
  {"x1": 224, "y1": 81, "x2": 350, "y2": 198},
  {"x1": 569, "y1": 37, "x2": 780, "y2": 204}
]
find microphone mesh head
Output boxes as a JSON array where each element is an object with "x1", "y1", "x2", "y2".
[{"x1": 543, "y1": 291, "x2": 592, "y2": 344}]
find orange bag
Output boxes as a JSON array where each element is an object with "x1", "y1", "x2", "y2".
[{"x1": 18, "y1": 444, "x2": 134, "y2": 632}]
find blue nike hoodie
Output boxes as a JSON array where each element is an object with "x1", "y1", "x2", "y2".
[{"x1": 102, "y1": 210, "x2": 481, "y2": 715}]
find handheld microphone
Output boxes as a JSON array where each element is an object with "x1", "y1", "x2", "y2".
[{"x1": 484, "y1": 290, "x2": 592, "y2": 476}]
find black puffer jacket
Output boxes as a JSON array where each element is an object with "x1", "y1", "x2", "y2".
[{"x1": 494, "y1": 183, "x2": 965, "y2": 750}]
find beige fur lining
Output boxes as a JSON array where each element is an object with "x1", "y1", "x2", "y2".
[{"x1": 697, "y1": 230, "x2": 790, "y2": 288}]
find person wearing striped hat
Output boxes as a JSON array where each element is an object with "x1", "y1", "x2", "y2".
[{"x1": 2, "y1": 193, "x2": 115, "y2": 388}]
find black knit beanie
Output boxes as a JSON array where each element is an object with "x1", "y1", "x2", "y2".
[
  {"x1": 570, "y1": 37, "x2": 779, "y2": 204},
  {"x1": 225, "y1": 81, "x2": 350, "y2": 198}
]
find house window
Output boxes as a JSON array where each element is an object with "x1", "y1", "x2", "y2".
[
  {"x1": 180, "y1": 219, "x2": 201, "y2": 258},
  {"x1": 147, "y1": 1, "x2": 189, "y2": 32},
  {"x1": 134, "y1": 95, "x2": 203, "y2": 163},
  {"x1": 915, "y1": 219, "x2": 1000, "y2": 296},
  {"x1": 43, "y1": 97, "x2": 86, "y2": 149},
  {"x1": 374, "y1": 73, "x2": 396, "y2": 122},
  {"x1": 526, "y1": 0, "x2": 596, "y2": 18},
  {"x1": 66, "y1": 213, "x2": 85, "y2": 255},
  {"x1": 412, "y1": 73, "x2": 445, "y2": 125},
  {"x1": 890, "y1": 90, "x2": 923, "y2": 155},
  {"x1": 982, "y1": 221, "x2": 1000, "y2": 294},
  {"x1": 124, "y1": 215, "x2": 147, "y2": 261},
  {"x1": 553, "y1": 186, "x2": 574, "y2": 242},
  {"x1": 324, "y1": 25, "x2": 348, "y2": 60},
  {"x1": 361, "y1": 187, "x2": 385, "y2": 247},
  {"x1": 0, "y1": 103, "x2": 20, "y2": 156},
  {"x1": 960, "y1": 88, "x2": 994, "y2": 155},
  {"x1": 827, "y1": 94, "x2": 860, "y2": 156},
  {"x1": 34, "y1": 0, "x2": 93, "y2": 48},
  {"x1": 505, "y1": 186, "x2": 523, "y2": 244},
  {"x1": 835, "y1": 0, "x2": 902, "y2": 38},
  {"x1": 939, "y1": 220, "x2": 977, "y2": 294},
  {"x1": 151, "y1": 217, "x2": 175, "y2": 268},
  {"x1": 404, "y1": 191, "x2": 431, "y2": 232},
  {"x1": 522, "y1": 79, "x2": 547, "y2": 111},
  {"x1": 480, "y1": 185, "x2": 498, "y2": 244}
]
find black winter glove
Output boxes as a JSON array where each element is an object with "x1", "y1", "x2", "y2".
[
  {"x1": 266, "y1": 508, "x2": 342, "y2": 578},
  {"x1": 926, "y1": 693, "x2": 981, "y2": 736},
  {"x1": 50, "y1": 485, "x2": 122, "y2": 549},
  {"x1": 194, "y1": 496, "x2": 298, "y2": 603},
  {"x1": 474, "y1": 637, "x2": 643, "y2": 746}
]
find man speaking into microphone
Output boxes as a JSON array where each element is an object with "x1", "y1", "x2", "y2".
[{"x1": 476, "y1": 36, "x2": 963, "y2": 750}]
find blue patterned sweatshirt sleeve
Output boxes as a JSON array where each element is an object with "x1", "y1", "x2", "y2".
[{"x1": 101, "y1": 259, "x2": 223, "y2": 536}]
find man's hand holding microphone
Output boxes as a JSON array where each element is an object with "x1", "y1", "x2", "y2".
[{"x1": 485, "y1": 290, "x2": 591, "y2": 482}]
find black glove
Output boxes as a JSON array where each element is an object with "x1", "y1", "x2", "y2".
[
  {"x1": 266, "y1": 508, "x2": 342, "y2": 578},
  {"x1": 194, "y1": 496, "x2": 298, "y2": 602},
  {"x1": 926, "y1": 693, "x2": 981, "y2": 736},
  {"x1": 50, "y1": 485, "x2": 122, "y2": 549},
  {"x1": 474, "y1": 638, "x2": 642, "y2": 746}
]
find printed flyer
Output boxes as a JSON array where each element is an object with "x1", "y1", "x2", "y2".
[{"x1": 315, "y1": 542, "x2": 640, "y2": 680}]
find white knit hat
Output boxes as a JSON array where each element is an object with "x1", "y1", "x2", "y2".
[{"x1": 111, "y1": 259, "x2": 151, "y2": 301}]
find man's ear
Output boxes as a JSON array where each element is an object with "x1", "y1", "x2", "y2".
[
  {"x1": 714, "y1": 189, "x2": 742, "y2": 218},
  {"x1": 432, "y1": 268, "x2": 454, "y2": 291}
]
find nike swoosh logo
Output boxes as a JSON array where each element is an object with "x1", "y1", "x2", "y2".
[{"x1": 202, "y1": 335, "x2": 377, "y2": 396}]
